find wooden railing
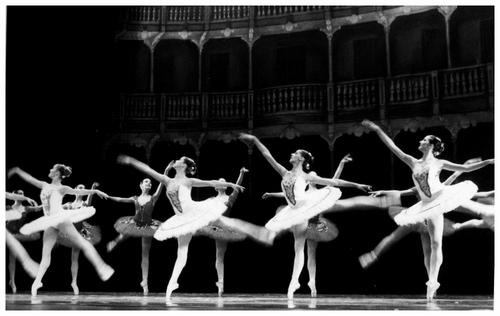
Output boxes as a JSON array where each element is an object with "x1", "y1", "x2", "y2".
[
  {"x1": 118, "y1": 64, "x2": 491, "y2": 129},
  {"x1": 211, "y1": 6, "x2": 250, "y2": 20},
  {"x1": 255, "y1": 6, "x2": 324, "y2": 17},
  {"x1": 255, "y1": 84, "x2": 326, "y2": 116},
  {"x1": 127, "y1": 7, "x2": 161, "y2": 23},
  {"x1": 165, "y1": 6, "x2": 204, "y2": 23}
]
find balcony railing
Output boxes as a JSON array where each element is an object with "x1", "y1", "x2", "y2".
[
  {"x1": 211, "y1": 6, "x2": 250, "y2": 21},
  {"x1": 255, "y1": 6, "x2": 325, "y2": 17},
  {"x1": 166, "y1": 6, "x2": 204, "y2": 23},
  {"x1": 118, "y1": 64, "x2": 491, "y2": 130}
]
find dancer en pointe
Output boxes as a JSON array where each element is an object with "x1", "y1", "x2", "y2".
[
  {"x1": 105, "y1": 163, "x2": 172, "y2": 295},
  {"x1": 56, "y1": 183, "x2": 102, "y2": 295},
  {"x1": 362, "y1": 119, "x2": 494, "y2": 301},
  {"x1": 8, "y1": 164, "x2": 115, "y2": 296},
  {"x1": 358, "y1": 157, "x2": 480, "y2": 269},
  {"x1": 6, "y1": 190, "x2": 42, "y2": 293},
  {"x1": 262, "y1": 153, "x2": 353, "y2": 297},
  {"x1": 239, "y1": 133, "x2": 371, "y2": 299},
  {"x1": 117, "y1": 155, "x2": 255, "y2": 300},
  {"x1": 197, "y1": 167, "x2": 275, "y2": 296}
]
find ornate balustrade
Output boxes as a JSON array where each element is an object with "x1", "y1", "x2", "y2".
[
  {"x1": 127, "y1": 6, "x2": 161, "y2": 23},
  {"x1": 166, "y1": 6, "x2": 204, "y2": 23},
  {"x1": 255, "y1": 6, "x2": 325, "y2": 17},
  {"x1": 255, "y1": 84, "x2": 326, "y2": 116},
  {"x1": 118, "y1": 64, "x2": 491, "y2": 131},
  {"x1": 211, "y1": 6, "x2": 250, "y2": 21}
]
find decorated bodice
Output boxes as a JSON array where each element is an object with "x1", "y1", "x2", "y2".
[
  {"x1": 412, "y1": 160, "x2": 443, "y2": 201},
  {"x1": 281, "y1": 171, "x2": 307, "y2": 206},
  {"x1": 166, "y1": 180, "x2": 192, "y2": 214},
  {"x1": 40, "y1": 183, "x2": 64, "y2": 216},
  {"x1": 133, "y1": 195, "x2": 156, "y2": 225}
]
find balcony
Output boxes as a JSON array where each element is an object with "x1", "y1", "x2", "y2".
[{"x1": 115, "y1": 63, "x2": 493, "y2": 133}]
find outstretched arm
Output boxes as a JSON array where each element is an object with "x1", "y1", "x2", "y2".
[
  {"x1": 5, "y1": 192, "x2": 38, "y2": 206},
  {"x1": 361, "y1": 120, "x2": 415, "y2": 168},
  {"x1": 239, "y1": 133, "x2": 287, "y2": 177},
  {"x1": 262, "y1": 192, "x2": 286, "y2": 199},
  {"x1": 441, "y1": 158, "x2": 494, "y2": 173},
  {"x1": 152, "y1": 161, "x2": 174, "y2": 201},
  {"x1": 62, "y1": 186, "x2": 109, "y2": 199},
  {"x1": 7, "y1": 167, "x2": 45, "y2": 189},
  {"x1": 307, "y1": 173, "x2": 371, "y2": 192},
  {"x1": 474, "y1": 190, "x2": 494, "y2": 199},
  {"x1": 333, "y1": 154, "x2": 352, "y2": 179},
  {"x1": 189, "y1": 178, "x2": 245, "y2": 192},
  {"x1": 106, "y1": 195, "x2": 135, "y2": 203},
  {"x1": 117, "y1": 155, "x2": 170, "y2": 185}
]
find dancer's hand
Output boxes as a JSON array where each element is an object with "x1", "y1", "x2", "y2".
[
  {"x1": 117, "y1": 155, "x2": 132, "y2": 165},
  {"x1": 25, "y1": 197, "x2": 37, "y2": 206},
  {"x1": 7, "y1": 167, "x2": 20, "y2": 178},
  {"x1": 341, "y1": 154, "x2": 353, "y2": 163},
  {"x1": 361, "y1": 119, "x2": 379, "y2": 131},
  {"x1": 357, "y1": 184, "x2": 372, "y2": 193},
  {"x1": 262, "y1": 193, "x2": 271, "y2": 199},
  {"x1": 370, "y1": 190, "x2": 389, "y2": 197},
  {"x1": 165, "y1": 160, "x2": 175, "y2": 174},
  {"x1": 239, "y1": 133, "x2": 257, "y2": 143},
  {"x1": 231, "y1": 184, "x2": 245, "y2": 192},
  {"x1": 95, "y1": 190, "x2": 109, "y2": 199},
  {"x1": 240, "y1": 167, "x2": 249, "y2": 173}
]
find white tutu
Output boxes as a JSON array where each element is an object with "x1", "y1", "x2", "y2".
[
  {"x1": 394, "y1": 181, "x2": 478, "y2": 226},
  {"x1": 265, "y1": 187, "x2": 342, "y2": 232},
  {"x1": 5, "y1": 210, "x2": 22, "y2": 221},
  {"x1": 20, "y1": 207, "x2": 96, "y2": 235},
  {"x1": 154, "y1": 196, "x2": 228, "y2": 241}
]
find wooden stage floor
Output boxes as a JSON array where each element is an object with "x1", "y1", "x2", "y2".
[{"x1": 6, "y1": 292, "x2": 494, "y2": 310}]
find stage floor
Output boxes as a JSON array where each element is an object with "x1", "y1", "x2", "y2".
[{"x1": 6, "y1": 292, "x2": 493, "y2": 310}]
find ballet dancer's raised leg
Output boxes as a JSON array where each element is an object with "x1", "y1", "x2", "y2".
[
  {"x1": 107, "y1": 233, "x2": 129, "y2": 252},
  {"x1": 359, "y1": 226, "x2": 413, "y2": 268},
  {"x1": 6, "y1": 231, "x2": 39, "y2": 279}
]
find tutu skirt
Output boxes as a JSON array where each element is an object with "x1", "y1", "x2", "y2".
[
  {"x1": 6, "y1": 210, "x2": 22, "y2": 221},
  {"x1": 196, "y1": 218, "x2": 247, "y2": 242},
  {"x1": 155, "y1": 196, "x2": 228, "y2": 241},
  {"x1": 20, "y1": 207, "x2": 96, "y2": 235},
  {"x1": 394, "y1": 181, "x2": 478, "y2": 226},
  {"x1": 114, "y1": 216, "x2": 161, "y2": 237},
  {"x1": 58, "y1": 222, "x2": 102, "y2": 247},
  {"x1": 305, "y1": 217, "x2": 339, "y2": 242},
  {"x1": 266, "y1": 187, "x2": 342, "y2": 232}
]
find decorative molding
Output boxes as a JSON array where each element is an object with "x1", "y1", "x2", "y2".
[
  {"x1": 280, "y1": 124, "x2": 301, "y2": 140},
  {"x1": 222, "y1": 27, "x2": 235, "y2": 37},
  {"x1": 437, "y1": 6, "x2": 457, "y2": 20},
  {"x1": 282, "y1": 21, "x2": 298, "y2": 32}
]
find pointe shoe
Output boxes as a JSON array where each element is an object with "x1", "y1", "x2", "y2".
[
  {"x1": 71, "y1": 282, "x2": 80, "y2": 295},
  {"x1": 426, "y1": 280, "x2": 440, "y2": 302},
  {"x1": 98, "y1": 265, "x2": 115, "y2": 281},
  {"x1": 166, "y1": 283, "x2": 179, "y2": 299},
  {"x1": 31, "y1": 280, "x2": 43, "y2": 297},
  {"x1": 287, "y1": 282, "x2": 300, "y2": 300},
  {"x1": 358, "y1": 251, "x2": 377, "y2": 269},
  {"x1": 9, "y1": 280, "x2": 17, "y2": 294},
  {"x1": 308, "y1": 280, "x2": 317, "y2": 298},
  {"x1": 106, "y1": 241, "x2": 117, "y2": 253},
  {"x1": 140, "y1": 280, "x2": 149, "y2": 296},
  {"x1": 216, "y1": 281, "x2": 224, "y2": 297}
]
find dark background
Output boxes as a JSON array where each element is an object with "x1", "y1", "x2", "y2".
[{"x1": 6, "y1": 7, "x2": 494, "y2": 296}]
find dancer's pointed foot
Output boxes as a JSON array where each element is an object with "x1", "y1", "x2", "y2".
[
  {"x1": 106, "y1": 241, "x2": 117, "y2": 253},
  {"x1": 166, "y1": 282, "x2": 179, "y2": 299},
  {"x1": 216, "y1": 281, "x2": 224, "y2": 297},
  {"x1": 358, "y1": 251, "x2": 378, "y2": 269},
  {"x1": 140, "y1": 280, "x2": 149, "y2": 296},
  {"x1": 31, "y1": 280, "x2": 43, "y2": 297},
  {"x1": 426, "y1": 280, "x2": 440, "y2": 302},
  {"x1": 98, "y1": 265, "x2": 114, "y2": 281},
  {"x1": 308, "y1": 280, "x2": 317, "y2": 298},
  {"x1": 287, "y1": 281, "x2": 300, "y2": 300},
  {"x1": 9, "y1": 280, "x2": 17, "y2": 294},
  {"x1": 71, "y1": 281, "x2": 79, "y2": 295}
]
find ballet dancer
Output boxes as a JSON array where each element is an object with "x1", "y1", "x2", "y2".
[
  {"x1": 105, "y1": 163, "x2": 172, "y2": 295},
  {"x1": 453, "y1": 190, "x2": 494, "y2": 231},
  {"x1": 56, "y1": 183, "x2": 102, "y2": 295},
  {"x1": 197, "y1": 167, "x2": 275, "y2": 296},
  {"x1": 361, "y1": 119, "x2": 494, "y2": 301},
  {"x1": 8, "y1": 164, "x2": 115, "y2": 296},
  {"x1": 117, "y1": 155, "x2": 265, "y2": 300},
  {"x1": 6, "y1": 190, "x2": 42, "y2": 293},
  {"x1": 239, "y1": 133, "x2": 371, "y2": 299}
]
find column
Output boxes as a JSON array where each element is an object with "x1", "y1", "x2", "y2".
[{"x1": 149, "y1": 45, "x2": 155, "y2": 92}]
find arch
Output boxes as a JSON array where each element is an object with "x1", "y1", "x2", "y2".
[
  {"x1": 154, "y1": 39, "x2": 199, "y2": 92},
  {"x1": 115, "y1": 40, "x2": 151, "y2": 92},
  {"x1": 201, "y1": 37, "x2": 249, "y2": 92},
  {"x1": 331, "y1": 21, "x2": 386, "y2": 81},
  {"x1": 252, "y1": 30, "x2": 328, "y2": 88},
  {"x1": 390, "y1": 10, "x2": 447, "y2": 75}
]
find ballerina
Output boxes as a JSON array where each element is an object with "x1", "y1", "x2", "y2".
[
  {"x1": 262, "y1": 154, "x2": 353, "y2": 297},
  {"x1": 197, "y1": 167, "x2": 275, "y2": 296},
  {"x1": 361, "y1": 119, "x2": 494, "y2": 301},
  {"x1": 117, "y1": 155, "x2": 255, "y2": 300},
  {"x1": 104, "y1": 163, "x2": 171, "y2": 295},
  {"x1": 452, "y1": 190, "x2": 494, "y2": 231},
  {"x1": 6, "y1": 190, "x2": 42, "y2": 293},
  {"x1": 8, "y1": 164, "x2": 115, "y2": 296},
  {"x1": 55, "y1": 183, "x2": 102, "y2": 295},
  {"x1": 239, "y1": 133, "x2": 371, "y2": 299}
]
